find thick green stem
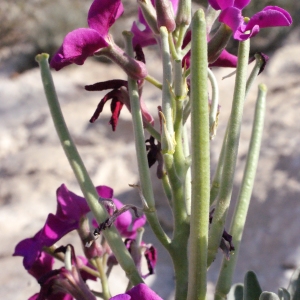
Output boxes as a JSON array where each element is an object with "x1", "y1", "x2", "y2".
[
  {"x1": 214, "y1": 84, "x2": 267, "y2": 300},
  {"x1": 187, "y1": 9, "x2": 210, "y2": 300},
  {"x1": 207, "y1": 37, "x2": 250, "y2": 266},
  {"x1": 36, "y1": 53, "x2": 143, "y2": 286}
]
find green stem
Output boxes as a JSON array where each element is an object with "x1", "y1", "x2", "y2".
[
  {"x1": 169, "y1": 32, "x2": 180, "y2": 61},
  {"x1": 214, "y1": 84, "x2": 267, "y2": 300},
  {"x1": 187, "y1": 9, "x2": 210, "y2": 300},
  {"x1": 36, "y1": 53, "x2": 143, "y2": 286},
  {"x1": 210, "y1": 53, "x2": 264, "y2": 206},
  {"x1": 160, "y1": 26, "x2": 175, "y2": 153},
  {"x1": 183, "y1": 124, "x2": 191, "y2": 215},
  {"x1": 144, "y1": 75, "x2": 163, "y2": 90},
  {"x1": 245, "y1": 53, "x2": 265, "y2": 98},
  {"x1": 175, "y1": 24, "x2": 189, "y2": 50},
  {"x1": 210, "y1": 127, "x2": 227, "y2": 206},
  {"x1": 207, "y1": 37, "x2": 250, "y2": 266},
  {"x1": 122, "y1": 33, "x2": 171, "y2": 250},
  {"x1": 93, "y1": 257, "x2": 111, "y2": 300},
  {"x1": 144, "y1": 122, "x2": 161, "y2": 142},
  {"x1": 208, "y1": 68, "x2": 219, "y2": 139}
]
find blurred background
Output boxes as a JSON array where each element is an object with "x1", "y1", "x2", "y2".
[{"x1": 0, "y1": 0, "x2": 300, "y2": 299}]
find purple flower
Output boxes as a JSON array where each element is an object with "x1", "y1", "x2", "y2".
[
  {"x1": 50, "y1": 0, "x2": 122, "y2": 70},
  {"x1": 209, "y1": 0, "x2": 292, "y2": 41},
  {"x1": 85, "y1": 79, "x2": 154, "y2": 131},
  {"x1": 13, "y1": 184, "x2": 90, "y2": 270},
  {"x1": 29, "y1": 245, "x2": 96, "y2": 300},
  {"x1": 14, "y1": 184, "x2": 146, "y2": 271},
  {"x1": 50, "y1": 0, "x2": 147, "y2": 80},
  {"x1": 110, "y1": 283, "x2": 163, "y2": 300}
]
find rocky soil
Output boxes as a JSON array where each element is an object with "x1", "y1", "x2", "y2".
[{"x1": 1, "y1": 30, "x2": 300, "y2": 300}]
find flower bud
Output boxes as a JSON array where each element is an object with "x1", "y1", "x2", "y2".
[
  {"x1": 175, "y1": 0, "x2": 191, "y2": 26},
  {"x1": 155, "y1": 0, "x2": 176, "y2": 32},
  {"x1": 208, "y1": 23, "x2": 232, "y2": 64},
  {"x1": 138, "y1": 0, "x2": 160, "y2": 35}
]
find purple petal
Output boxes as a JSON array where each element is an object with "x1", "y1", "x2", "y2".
[
  {"x1": 209, "y1": 49, "x2": 238, "y2": 68},
  {"x1": 88, "y1": 0, "x2": 124, "y2": 37},
  {"x1": 214, "y1": 0, "x2": 234, "y2": 10},
  {"x1": 96, "y1": 185, "x2": 114, "y2": 199},
  {"x1": 131, "y1": 214, "x2": 147, "y2": 233},
  {"x1": 29, "y1": 294, "x2": 39, "y2": 300},
  {"x1": 244, "y1": 6, "x2": 292, "y2": 32},
  {"x1": 13, "y1": 231, "x2": 43, "y2": 270},
  {"x1": 112, "y1": 199, "x2": 132, "y2": 235},
  {"x1": 112, "y1": 199, "x2": 146, "y2": 239},
  {"x1": 208, "y1": 0, "x2": 222, "y2": 10},
  {"x1": 41, "y1": 214, "x2": 79, "y2": 246},
  {"x1": 131, "y1": 22, "x2": 157, "y2": 48},
  {"x1": 219, "y1": 7, "x2": 244, "y2": 34},
  {"x1": 233, "y1": 0, "x2": 251, "y2": 10},
  {"x1": 233, "y1": 25, "x2": 260, "y2": 40},
  {"x1": 56, "y1": 184, "x2": 90, "y2": 221},
  {"x1": 208, "y1": 0, "x2": 250, "y2": 10},
  {"x1": 126, "y1": 283, "x2": 163, "y2": 300},
  {"x1": 110, "y1": 295, "x2": 131, "y2": 300},
  {"x1": 14, "y1": 213, "x2": 79, "y2": 270},
  {"x1": 28, "y1": 252, "x2": 54, "y2": 280},
  {"x1": 170, "y1": 0, "x2": 179, "y2": 14},
  {"x1": 50, "y1": 28, "x2": 108, "y2": 70}
]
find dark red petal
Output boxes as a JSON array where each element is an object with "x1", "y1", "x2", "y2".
[
  {"x1": 110, "y1": 98, "x2": 124, "y2": 131},
  {"x1": 89, "y1": 90, "x2": 116, "y2": 123},
  {"x1": 85, "y1": 80, "x2": 127, "y2": 91}
]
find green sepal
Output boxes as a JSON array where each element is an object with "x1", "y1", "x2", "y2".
[{"x1": 244, "y1": 271, "x2": 262, "y2": 300}]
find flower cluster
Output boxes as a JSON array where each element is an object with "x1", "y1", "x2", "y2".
[
  {"x1": 13, "y1": 184, "x2": 152, "y2": 299},
  {"x1": 209, "y1": 0, "x2": 292, "y2": 40},
  {"x1": 15, "y1": 0, "x2": 293, "y2": 299}
]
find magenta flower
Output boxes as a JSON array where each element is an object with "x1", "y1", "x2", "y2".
[
  {"x1": 50, "y1": 0, "x2": 147, "y2": 80},
  {"x1": 208, "y1": 0, "x2": 292, "y2": 40},
  {"x1": 14, "y1": 184, "x2": 146, "y2": 271},
  {"x1": 13, "y1": 184, "x2": 90, "y2": 270},
  {"x1": 50, "y1": 0, "x2": 122, "y2": 70},
  {"x1": 110, "y1": 283, "x2": 163, "y2": 300},
  {"x1": 29, "y1": 245, "x2": 96, "y2": 300},
  {"x1": 85, "y1": 79, "x2": 154, "y2": 131}
]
